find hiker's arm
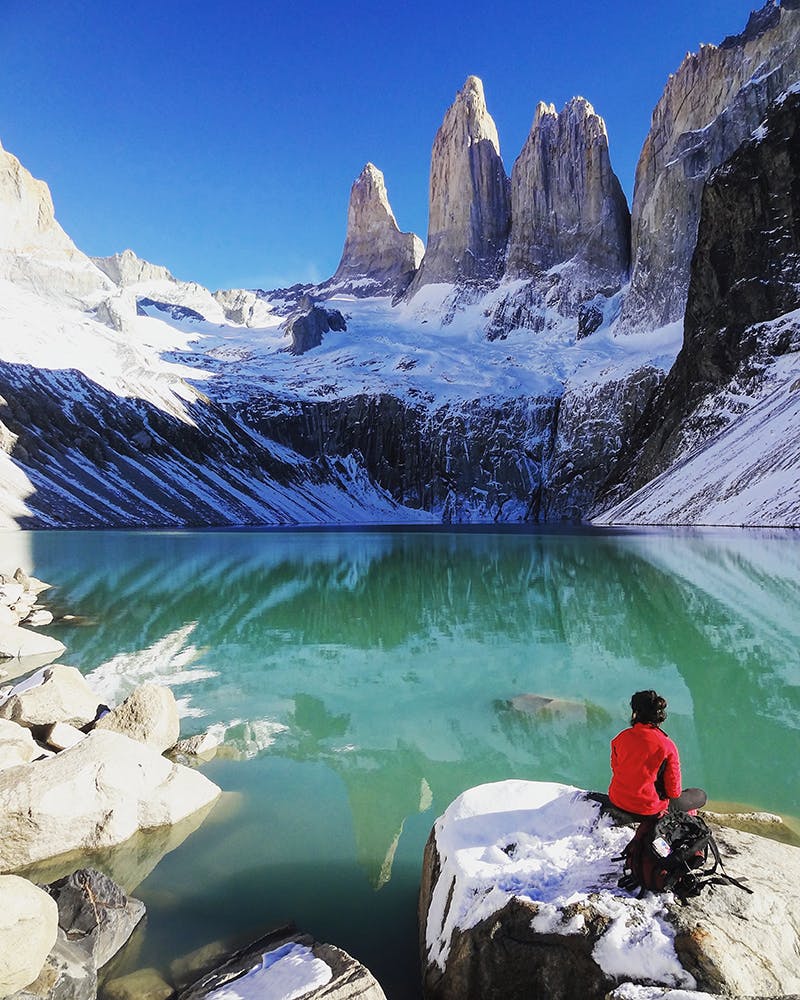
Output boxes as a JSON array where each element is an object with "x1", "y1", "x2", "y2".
[{"x1": 663, "y1": 748, "x2": 682, "y2": 800}]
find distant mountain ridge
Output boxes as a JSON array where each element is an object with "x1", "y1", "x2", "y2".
[{"x1": 0, "y1": 1, "x2": 799, "y2": 528}]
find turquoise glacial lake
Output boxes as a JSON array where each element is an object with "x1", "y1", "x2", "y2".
[{"x1": 3, "y1": 527, "x2": 799, "y2": 998}]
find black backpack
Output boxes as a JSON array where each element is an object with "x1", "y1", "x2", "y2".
[{"x1": 616, "y1": 810, "x2": 751, "y2": 902}]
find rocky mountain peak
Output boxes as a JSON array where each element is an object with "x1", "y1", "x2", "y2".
[
  {"x1": 0, "y1": 139, "x2": 113, "y2": 304},
  {"x1": 620, "y1": 0, "x2": 800, "y2": 333},
  {"x1": 93, "y1": 248, "x2": 176, "y2": 286},
  {"x1": 505, "y1": 95, "x2": 629, "y2": 283},
  {"x1": 0, "y1": 142, "x2": 74, "y2": 255},
  {"x1": 405, "y1": 75, "x2": 511, "y2": 295},
  {"x1": 329, "y1": 162, "x2": 423, "y2": 296}
]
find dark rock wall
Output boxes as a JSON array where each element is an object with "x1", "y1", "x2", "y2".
[
  {"x1": 596, "y1": 90, "x2": 800, "y2": 508},
  {"x1": 242, "y1": 392, "x2": 559, "y2": 522}
]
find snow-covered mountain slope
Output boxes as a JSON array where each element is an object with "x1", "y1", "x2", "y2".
[
  {"x1": 0, "y1": 247, "x2": 678, "y2": 528},
  {"x1": 1, "y1": 1, "x2": 799, "y2": 529},
  {"x1": 594, "y1": 337, "x2": 800, "y2": 525}
]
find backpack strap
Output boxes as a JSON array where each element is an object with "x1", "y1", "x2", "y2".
[{"x1": 696, "y1": 834, "x2": 753, "y2": 895}]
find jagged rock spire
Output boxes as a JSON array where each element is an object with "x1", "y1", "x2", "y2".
[
  {"x1": 330, "y1": 163, "x2": 423, "y2": 296},
  {"x1": 506, "y1": 97, "x2": 630, "y2": 284},
  {"x1": 406, "y1": 76, "x2": 511, "y2": 296}
]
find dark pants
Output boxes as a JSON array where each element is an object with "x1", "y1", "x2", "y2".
[{"x1": 668, "y1": 787, "x2": 707, "y2": 812}]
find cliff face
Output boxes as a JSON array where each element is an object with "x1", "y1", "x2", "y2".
[
  {"x1": 506, "y1": 97, "x2": 630, "y2": 286},
  {"x1": 620, "y1": 0, "x2": 800, "y2": 334},
  {"x1": 0, "y1": 140, "x2": 112, "y2": 304},
  {"x1": 594, "y1": 87, "x2": 800, "y2": 519},
  {"x1": 406, "y1": 77, "x2": 510, "y2": 295},
  {"x1": 329, "y1": 163, "x2": 423, "y2": 297}
]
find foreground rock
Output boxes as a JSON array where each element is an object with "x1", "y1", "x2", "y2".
[
  {"x1": 419, "y1": 780, "x2": 800, "y2": 1000},
  {"x1": 0, "y1": 875, "x2": 58, "y2": 996},
  {"x1": 0, "y1": 665, "x2": 100, "y2": 730},
  {"x1": 9, "y1": 868, "x2": 145, "y2": 1000},
  {"x1": 175, "y1": 925, "x2": 387, "y2": 1000},
  {"x1": 0, "y1": 718, "x2": 38, "y2": 770},
  {"x1": 0, "y1": 729, "x2": 221, "y2": 872},
  {"x1": 95, "y1": 683, "x2": 179, "y2": 752}
]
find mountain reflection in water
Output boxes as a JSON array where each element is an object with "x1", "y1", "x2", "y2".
[{"x1": 13, "y1": 526, "x2": 799, "y2": 997}]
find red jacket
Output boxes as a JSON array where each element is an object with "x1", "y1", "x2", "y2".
[{"x1": 608, "y1": 723, "x2": 682, "y2": 816}]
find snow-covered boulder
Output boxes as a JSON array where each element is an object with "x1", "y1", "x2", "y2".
[
  {"x1": 0, "y1": 729, "x2": 221, "y2": 872},
  {"x1": 418, "y1": 780, "x2": 800, "y2": 1000},
  {"x1": 0, "y1": 664, "x2": 98, "y2": 729},
  {"x1": 94, "y1": 682, "x2": 180, "y2": 752},
  {"x1": 0, "y1": 874, "x2": 59, "y2": 996},
  {"x1": 176, "y1": 927, "x2": 387, "y2": 1000}
]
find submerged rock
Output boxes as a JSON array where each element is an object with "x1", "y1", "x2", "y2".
[
  {"x1": 419, "y1": 780, "x2": 800, "y2": 1000},
  {"x1": 46, "y1": 868, "x2": 145, "y2": 971}
]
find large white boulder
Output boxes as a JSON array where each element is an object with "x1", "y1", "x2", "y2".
[
  {"x1": 0, "y1": 729, "x2": 221, "y2": 872},
  {"x1": 419, "y1": 780, "x2": 800, "y2": 1000},
  {"x1": 95, "y1": 683, "x2": 180, "y2": 752},
  {"x1": 0, "y1": 717, "x2": 39, "y2": 771},
  {"x1": 0, "y1": 624, "x2": 66, "y2": 664},
  {"x1": 0, "y1": 663, "x2": 98, "y2": 729},
  {"x1": 0, "y1": 874, "x2": 59, "y2": 995}
]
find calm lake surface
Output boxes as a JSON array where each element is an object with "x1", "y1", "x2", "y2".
[{"x1": 4, "y1": 526, "x2": 800, "y2": 998}]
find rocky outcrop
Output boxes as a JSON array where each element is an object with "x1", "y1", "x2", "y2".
[
  {"x1": 0, "y1": 729, "x2": 220, "y2": 872},
  {"x1": 542, "y1": 364, "x2": 667, "y2": 520},
  {"x1": 0, "y1": 874, "x2": 58, "y2": 996},
  {"x1": 506, "y1": 98, "x2": 630, "y2": 286},
  {"x1": 93, "y1": 249, "x2": 175, "y2": 287},
  {"x1": 594, "y1": 88, "x2": 800, "y2": 519},
  {"x1": 0, "y1": 142, "x2": 76, "y2": 258},
  {"x1": 620, "y1": 0, "x2": 800, "y2": 333},
  {"x1": 95, "y1": 683, "x2": 180, "y2": 752},
  {"x1": 406, "y1": 77, "x2": 510, "y2": 296},
  {"x1": 92, "y1": 248, "x2": 229, "y2": 327},
  {"x1": 212, "y1": 287, "x2": 276, "y2": 327},
  {"x1": 329, "y1": 163, "x2": 423, "y2": 297},
  {"x1": 285, "y1": 299, "x2": 347, "y2": 355},
  {"x1": 419, "y1": 780, "x2": 800, "y2": 1000},
  {"x1": 176, "y1": 926, "x2": 387, "y2": 1000}
]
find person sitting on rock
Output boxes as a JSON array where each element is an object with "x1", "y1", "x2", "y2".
[{"x1": 608, "y1": 689, "x2": 706, "y2": 818}]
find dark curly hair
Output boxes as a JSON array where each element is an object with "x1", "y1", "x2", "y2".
[{"x1": 630, "y1": 689, "x2": 667, "y2": 726}]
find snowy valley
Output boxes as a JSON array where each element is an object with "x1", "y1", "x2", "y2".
[{"x1": 1, "y1": 0, "x2": 799, "y2": 529}]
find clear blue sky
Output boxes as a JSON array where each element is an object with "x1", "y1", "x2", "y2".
[{"x1": 0, "y1": 0, "x2": 761, "y2": 291}]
